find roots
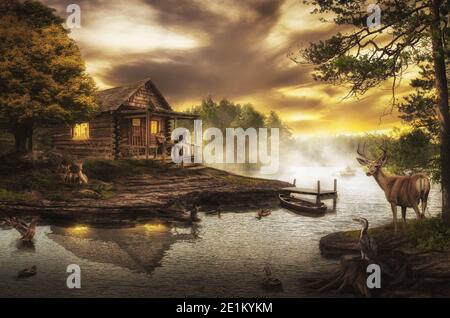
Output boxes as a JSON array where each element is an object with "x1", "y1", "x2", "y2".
[{"x1": 303, "y1": 254, "x2": 413, "y2": 298}]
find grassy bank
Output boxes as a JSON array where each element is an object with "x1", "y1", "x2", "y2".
[
  {"x1": 0, "y1": 155, "x2": 281, "y2": 203},
  {"x1": 344, "y1": 217, "x2": 450, "y2": 251}
]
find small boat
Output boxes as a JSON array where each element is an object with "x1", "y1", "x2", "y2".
[
  {"x1": 279, "y1": 194, "x2": 327, "y2": 215},
  {"x1": 340, "y1": 166, "x2": 356, "y2": 177}
]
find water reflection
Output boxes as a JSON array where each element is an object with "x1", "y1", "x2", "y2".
[
  {"x1": 15, "y1": 240, "x2": 36, "y2": 252},
  {"x1": 47, "y1": 222, "x2": 199, "y2": 275}
]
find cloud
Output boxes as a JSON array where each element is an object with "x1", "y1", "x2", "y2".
[{"x1": 40, "y1": 0, "x2": 414, "y2": 135}]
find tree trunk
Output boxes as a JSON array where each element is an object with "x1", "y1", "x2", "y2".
[
  {"x1": 430, "y1": 0, "x2": 450, "y2": 224},
  {"x1": 27, "y1": 125, "x2": 33, "y2": 152},
  {"x1": 13, "y1": 123, "x2": 32, "y2": 153}
]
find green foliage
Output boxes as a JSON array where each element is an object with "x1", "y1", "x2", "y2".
[
  {"x1": 0, "y1": 188, "x2": 24, "y2": 201},
  {"x1": 186, "y1": 96, "x2": 292, "y2": 143},
  {"x1": 407, "y1": 217, "x2": 450, "y2": 251},
  {"x1": 386, "y1": 128, "x2": 439, "y2": 181},
  {"x1": 298, "y1": 0, "x2": 450, "y2": 98},
  {"x1": 344, "y1": 217, "x2": 450, "y2": 251},
  {"x1": 0, "y1": 1, "x2": 97, "y2": 151},
  {"x1": 398, "y1": 62, "x2": 439, "y2": 139}
]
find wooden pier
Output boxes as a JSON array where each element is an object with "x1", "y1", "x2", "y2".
[{"x1": 280, "y1": 179, "x2": 338, "y2": 210}]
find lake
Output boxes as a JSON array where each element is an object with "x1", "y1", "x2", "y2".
[{"x1": 0, "y1": 166, "x2": 442, "y2": 297}]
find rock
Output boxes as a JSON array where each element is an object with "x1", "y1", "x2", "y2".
[{"x1": 78, "y1": 189, "x2": 101, "y2": 199}]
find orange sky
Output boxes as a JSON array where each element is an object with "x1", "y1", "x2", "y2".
[{"x1": 42, "y1": 0, "x2": 418, "y2": 136}]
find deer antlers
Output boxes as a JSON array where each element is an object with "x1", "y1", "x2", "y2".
[
  {"x1": 357, "y1": 142, "x2": 369, "y2": 160},
  {"x1": 356, "y1": 141, "x2": 387, "y2": 164}
]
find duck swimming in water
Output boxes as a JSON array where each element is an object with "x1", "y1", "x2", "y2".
[
  {"x1": 353, "y1": 217, "x2": 378, "y2": 260},
  {"x1": 256, "y1": 209, "x2": 271, "y2": 220},
  {"x1": 261, "y1": 266, "x2": 283, "y2": 292},
  {"x1": 18, "y1": 265, "x2": 37, "y2": 279}
]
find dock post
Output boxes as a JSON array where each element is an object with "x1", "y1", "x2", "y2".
[
  {"x1": 333, "y1": 179, "x2": 337, "y2": 210},
  {"x1": 316, "y1": 180, "x2": 321, "y2": 205}
]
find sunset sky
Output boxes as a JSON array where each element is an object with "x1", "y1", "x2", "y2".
[{"x1": 42, "y1": 0, "x2": 417, "y2": 136}]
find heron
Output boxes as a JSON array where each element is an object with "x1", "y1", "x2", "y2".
[{"x1": 353, "y1": 217, "x2": 378, "y2": 260}]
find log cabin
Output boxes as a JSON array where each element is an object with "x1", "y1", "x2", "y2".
[{"x1": 52, "y1": 78, "x2": 198, "y2": 159}]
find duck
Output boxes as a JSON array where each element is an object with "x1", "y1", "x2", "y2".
[
  {"x1": 261, "y1": 266, "x2": 283, "y2": 292},
  {"x1": 18, "y1": 265, "x2": 37, "y2": 279},
  {"x1": 187, "y1": 204, "x2": 201, "y2": 222},
  {"x1": 21, "y1": 218, "x2": 38, "y2": 241},
  {"x1": 256, "y1": 209, "x2": 271, "y2": 220},
  {"x1": 353, "y1": 217, "x2": 378, "y2": 260}
]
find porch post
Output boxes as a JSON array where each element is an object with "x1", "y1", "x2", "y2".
[{"x1": 145, "y1": 109, "x2": 149, "y2": 159}]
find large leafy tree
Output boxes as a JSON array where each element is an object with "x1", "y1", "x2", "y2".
[
  {"x1": 0, "y1": 0, "x2": 97, "y2": 153},
  {"x1": 297, "y1": 0, "x2": 450, "y2": 224}
]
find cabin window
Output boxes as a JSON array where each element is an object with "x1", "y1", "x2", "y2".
[
  {"x1": 150, "y1": 120, "x2": 159, "y2": 134},
  {"x1": 132, "y1": 118, "x2": 141, "y2": 127},
  {"x1": 72, "y1": 123, "x2": 90, "y2": 140}
]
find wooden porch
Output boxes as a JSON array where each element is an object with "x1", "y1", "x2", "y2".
[{"x1": 117, "y1": 108, "x2": 199, "y2": 160}]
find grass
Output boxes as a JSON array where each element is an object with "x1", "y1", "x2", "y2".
[
  {"x1": 406, "y1": 217, "x2": 450, "y2": 251},
  {"x1": 0, "y1": 189, "x2": 25, "y2": 201},
  {"x1": 0, "y1": 155, "x2": 123, "y2": 201},
  {"x1": 0, "y1": 156, "x2": 278, "y2": 203}
]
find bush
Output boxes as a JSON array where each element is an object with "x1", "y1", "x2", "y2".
[
  {"x1": 407, "y1": 217, "x2": 450, "y2": 251},
  {"x1": 0, "y1": 189, "x2": 24, "y2": 201}
]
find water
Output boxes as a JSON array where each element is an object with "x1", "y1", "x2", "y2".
[{"x1": 0, "y1": 166, "x2": 442, "y2": 297}]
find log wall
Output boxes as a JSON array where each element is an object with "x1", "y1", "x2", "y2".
[{"x1": 52, "y1": 113, "x2": 115, "y2": 158}]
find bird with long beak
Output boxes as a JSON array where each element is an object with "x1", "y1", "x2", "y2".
[{"x1": 353, "y1": 217, "x2": 378, "y2": 261}]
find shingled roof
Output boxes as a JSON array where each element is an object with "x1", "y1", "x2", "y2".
[{"x1": 96, "y1": 78, "x2": 173, "y2": 112}]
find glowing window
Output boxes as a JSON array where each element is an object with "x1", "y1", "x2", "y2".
[
  {"x1": 73, "y1": 123, "x2": 90, "y2": 140},
  {"x1": 150, "y1": 120, "x2": 159, "y2": 134}
]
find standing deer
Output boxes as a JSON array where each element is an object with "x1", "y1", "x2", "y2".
[{"x1": 356, "y1": 143, "x2": 430, "y2": 233}]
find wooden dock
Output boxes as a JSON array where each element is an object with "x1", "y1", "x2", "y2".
[{"x1": 281, "y1": 179, "x2": 338, "y2": 210}]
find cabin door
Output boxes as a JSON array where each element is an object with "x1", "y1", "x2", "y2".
[{"x1": 129, "y1": 118, "x2": 145, "y2": 147}]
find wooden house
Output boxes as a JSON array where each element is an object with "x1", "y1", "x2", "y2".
[{"x1": 52, "y1": 78, "x2": 198, "y2": 159}]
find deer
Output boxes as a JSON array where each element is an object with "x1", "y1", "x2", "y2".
[{"x1": 356, "y1": 143, "x2": 430, "y2": 233}]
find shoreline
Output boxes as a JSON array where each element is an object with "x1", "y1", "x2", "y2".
[
  {"x1": 0, "y1": 165, "x2": 289, "y2": 223},
  {"x1": 317, "y1": 225, "x2": 450, "y2": 297}
]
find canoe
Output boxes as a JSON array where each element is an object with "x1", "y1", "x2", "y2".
[{"x1": 279, "y1": 194, "x2": 327, "y2": 216}]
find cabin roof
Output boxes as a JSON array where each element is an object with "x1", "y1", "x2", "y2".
[{"x1": 96, "y1": 78, "x2": 173, "y2": 113}]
